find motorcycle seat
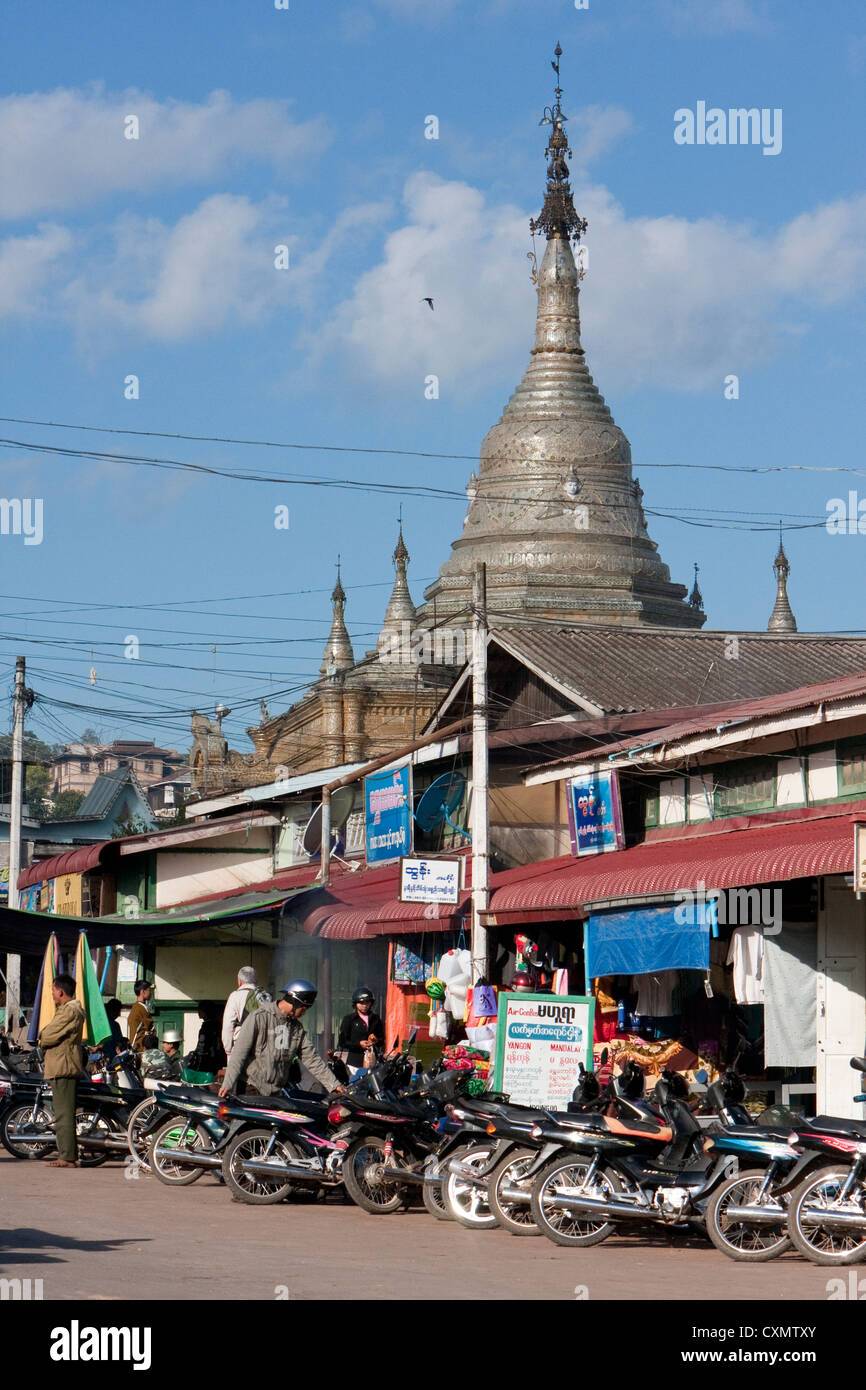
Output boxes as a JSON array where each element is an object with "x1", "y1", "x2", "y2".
[
  {"x1": 807, "y1": 1115, "x2": 866, "y2": 1140},
  {"x1": 721, "y1": 1123, "x2": 792, "y2": 1142}
]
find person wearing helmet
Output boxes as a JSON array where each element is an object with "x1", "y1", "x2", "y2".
[
  {"x1": 337, "y1": 988, "x2": 385, "y2": 1077},
  {"x1": 218, "y1": 979, "x2": 342, "y2": 1098},
  {"x1": 160, "y1": 1028, "x2": 184, "y2": 1080}
]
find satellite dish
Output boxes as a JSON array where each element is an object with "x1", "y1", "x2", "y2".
[
  {"x1": 414, "y1": 772, "x2": 470, "y2": 838},
  {"x1": 302, "y1": 786, "x2": 356, "y2": 856}
]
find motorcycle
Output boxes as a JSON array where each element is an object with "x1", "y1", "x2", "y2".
[
  {"x1": 526, "y1": 1066, "x2": 797, "y2": 1248},
  {"x1": 785, "y1": 1056, "x2": 866, "y2": 1266},
  {"x1": 438, "y1": 1060, "x2": 615, "y2": 1233},
  {"x1": 217, "y1": 1090, "x2": 359, "y2": 1204},
  {"x1": 1, "y1": 1049, "x2": 147, "y2": 1165},
  {"x1": 328, "y1": 1035, "x2": 474, "y2": 1215}
]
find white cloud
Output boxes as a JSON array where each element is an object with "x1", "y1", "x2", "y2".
[
  {"x1": 0, "y1": 224, "x2": 72, "y2": 316},
  {"x1": 656, "y1": 0, "x2": 770, "y2": 34},
  {"x1": 323, "y1": 174, "x2": 866, "y2": 397},
  {"x1": 63, "y1": 194, "x2": 294, "y2": 343},
  {"x1": 0, "y1": 87, "x2": 321, "y2": 220}
]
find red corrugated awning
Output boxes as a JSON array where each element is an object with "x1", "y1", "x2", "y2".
[
  {"x1": 18, "y1": 842, "x2": 114, "y2": 890},
  {"x1": 367, "y1": 893, "x2": 471, "y2": 935},
  {"x1": 292, "y1": 857, "x2": 471, "y2": 940},
  {"x1": 483, "y1": 803, "x2": 863, "y2": 923}
]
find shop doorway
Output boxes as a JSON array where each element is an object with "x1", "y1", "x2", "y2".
[{"x1": 817, "y1": 879, "x2": 866, "y2": 1118}]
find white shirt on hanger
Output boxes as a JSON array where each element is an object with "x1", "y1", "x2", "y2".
[
  {"x1": 631, "y1": 970, "x2": 677, "y2": 1016},
  {"x1": 726, "y1": 925, "x2": 765, "y2": 1004}
]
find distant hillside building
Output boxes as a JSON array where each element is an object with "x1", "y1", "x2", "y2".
[{"x1": 51, "y1": 740, "x2": 186, "y2": 799}]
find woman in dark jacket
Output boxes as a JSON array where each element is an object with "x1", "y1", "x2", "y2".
[
  {"x1": 337, "y1": 988, "x2": 385, "y2": 1075},
  {"x1": 187, "y1": 1001, "x2": 227, "y2": 1076}
]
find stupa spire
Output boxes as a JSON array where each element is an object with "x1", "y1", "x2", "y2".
[
  {"x1": 320, "y1": 557, "x2": 355, "y2": 676},
  {"x1": 529, "y1": 42, "x2": 587, "y2": 246},
  {"x1": 420, "y1": 46, "x2": 702, "y2": 629},
  {"x1": 767, "y1": 529, "x2": 797, "y2": 632},
  {"x1": 688, "y1": 564, "x2": 703, "y2": 611},
  {"x1": 378, "y1": 519, "x2": 416, "y2": 653}
]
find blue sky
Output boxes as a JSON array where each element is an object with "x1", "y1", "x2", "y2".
[{"x1": 0, "y1": 0, "x2": 864, "y2": 756}]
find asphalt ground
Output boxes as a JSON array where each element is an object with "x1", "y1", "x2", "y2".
[{"x1": 0, "y1": 1149, "x2": 856, "y2": 1304}]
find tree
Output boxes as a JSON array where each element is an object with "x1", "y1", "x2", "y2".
[
  {"x1": 111, "y1": 814, "x2": 153, "y2": 839},
  {"x1": 25, "y1": 763, "x2": 52, "y2": 813},
  {"x1": 44, "y1": 790, "x2": 86, "y2": 821},
  {"x1": 79, "y1": 727, "x2": 104, "y2": 746}
]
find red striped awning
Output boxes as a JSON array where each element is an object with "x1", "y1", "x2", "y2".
[
  {"x1": 18, "y1": 842, "x2": 113, "y2": 890},
  {"x1": 483, "y1": 804, "x2": 863, "y2": 924}
]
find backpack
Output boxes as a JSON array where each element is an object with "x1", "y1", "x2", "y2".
[{"x1": 243, "y1": 986, "x2": 271, "y2": 1019}]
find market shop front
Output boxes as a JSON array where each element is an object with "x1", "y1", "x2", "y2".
[{"x1": 482, "y1": 802, "x2": 866, "y2": 1117}]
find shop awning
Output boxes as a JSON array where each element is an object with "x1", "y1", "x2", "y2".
[
  {"x1": 18, "y1": 842, "x2": 114, "y2": 890},
  {"x1": 586, "y1": 903, "x2": 712, "y2": 978},
  {"x1": 290, "y1": 857, "x2": 471, "y2": 940},
  {"x1": 0, "y1": 882, "x2": 316, "y2": 953},
  {"x1": 482, "y1": 803, "x2": 863, "y2": 924},
  {"x1": 367, "y1": 894, "x2": 471, "y2": 936}
]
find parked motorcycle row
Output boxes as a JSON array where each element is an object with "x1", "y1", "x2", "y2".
[{"x1": 2, "y1": 1037, "x2": 865, "y2": 1268}]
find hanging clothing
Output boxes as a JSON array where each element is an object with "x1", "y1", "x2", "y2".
[
  {"x1": 726, "y1": 926, "x2": 764, "y2": 1004},
  {"x1": 631, "y1": 970, "x2": 677, "y2": 1017},
  {"x1": 763, "y1": 923, "x2": 816, "y2": 1067}
]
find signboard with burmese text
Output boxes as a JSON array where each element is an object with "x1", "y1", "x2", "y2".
[{"x1": 493, "y1": 992, "x2": 595, "y2": 1111}]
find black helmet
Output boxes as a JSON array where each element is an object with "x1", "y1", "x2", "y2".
[
  {"x1": 352, "y1": 987, "x2": 374, "y2": 1005},
  {"x1": 282, "y1": 978, "x2": 318, "y2": 1008}
]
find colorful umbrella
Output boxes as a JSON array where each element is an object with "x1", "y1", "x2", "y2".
[
  {"x1": 27, "y1": 932, "x2": 60, "y2": 1045},
  {"x1": 73, "y1": 932, "x2": 111, "y2": 1046}
]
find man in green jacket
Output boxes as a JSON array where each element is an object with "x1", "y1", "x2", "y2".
[
  {"x1": 219, "y1": 978, "x2": 341, "y2": 1098},
  {"x1": 38, "y1": 972, "x2": 85, "y2": 1168}
]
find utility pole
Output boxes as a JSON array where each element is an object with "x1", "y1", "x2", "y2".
[
  {"x1": 5, "y1": 656, "x2": 26, "y2": 1035},
  {"x1": 470, "y1": 564, "x2": 489, "y2": 984}
]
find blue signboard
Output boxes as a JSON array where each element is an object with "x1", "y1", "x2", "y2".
[
  {"x1": 568, "y1": 771, "x2": 624, "y2": 856},
  {"x1": 365, "y1": 763, "x2": 412, "y2": 865}
]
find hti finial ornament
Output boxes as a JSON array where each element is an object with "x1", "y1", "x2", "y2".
[{"x1": 529, "y1": 43, "x2": 588, "y2": 246}]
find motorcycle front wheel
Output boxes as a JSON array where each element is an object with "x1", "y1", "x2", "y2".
[
  {"x1": 531, "y1": 1157, "x2": 626, "y2": 1247},
  {"x1": 126, "y1": 1097, "x2": 162, "y2": 1172},
  {"x1": 2, "y1": 1101, "x2": 55, "y2": 1159},
  {"x1": 342, "y1": 1136, "x2": 407, "y2": 1214},
  {"x1": 488, "y1": 1147, "x2": 541, "y2": 1236},
  {"x1": 421, "y1": 1154, "x2": 453, "y2": 1221},
  {"x1": 788, "y1": 1167, "x2": 866, "y2": 1265},
  {"x1": 223, "y1": 1129, "x2": 304, "y2": 1205},
  {"x1": 148, "y1": 1116, "x2": 211, "y2": 1186},
  {"x1": 705, "y1": 1168, "x2": 790, "y2": 1262},
  {"x1": 444, "y1": 1143, "x2": 499, "y2": 1229}
]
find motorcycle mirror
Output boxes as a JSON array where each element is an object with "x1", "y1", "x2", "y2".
[{"x1": 600, "y1": 1047, "x2": 609, "y2": 1067}]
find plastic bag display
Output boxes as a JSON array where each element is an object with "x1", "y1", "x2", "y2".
[{"x1": 438, "y1": 948, "x2": 472, "y2": 1019}]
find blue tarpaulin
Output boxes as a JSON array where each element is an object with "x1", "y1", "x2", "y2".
[{"x1": 586, "y1": 902, "x2": 711, "y2": 978}]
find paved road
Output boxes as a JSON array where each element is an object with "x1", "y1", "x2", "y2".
[{"x1": 0, "y1": 1151, "x2": 849, "y2": 1302}]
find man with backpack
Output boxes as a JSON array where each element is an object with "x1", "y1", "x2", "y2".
[{"x1": 221, "y1": 966, "x2": 270, "y2": 1059}]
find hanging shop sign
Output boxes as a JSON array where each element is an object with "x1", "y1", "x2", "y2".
[
  {"x1": 399, "y1": 856, "x2": 461, "y2": 904},
  {"x1": 493, "y1": 991, "x2": 595, "y2": 1111},
  {"x1": 54, "y1": 873, "x2": 84, "y2": 917},
  {"x1": 365, "y1": 762, "x2": 412, "y2": 866},
  {"x1": 568, "y1": 770, "x2": 624, "y2": 856},
  {"x1": 854, "y1": 821, "x2": 866, "y2": 897}
]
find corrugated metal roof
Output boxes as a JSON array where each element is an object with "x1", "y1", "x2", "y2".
[
  {"x1": 492, "y1": 626, "x2": 866, "y2": 716},
  {"x1": 529, "y1": 668, "x2": 866, "y2": 776},
  {"x1": 76, "y1": 766, "x2": 146, "y2": 821},
  {"x1": 485, "y1": 801, "x2": 866, "y2": 919}
]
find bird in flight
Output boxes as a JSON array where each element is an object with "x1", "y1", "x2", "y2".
[{"x1": 421, "y1": 297, "x2": 434, "y2": 311}]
